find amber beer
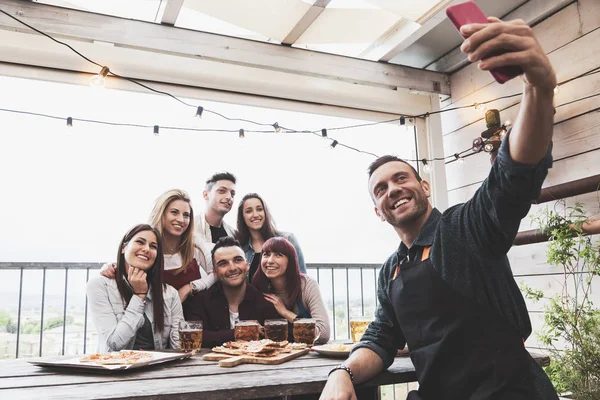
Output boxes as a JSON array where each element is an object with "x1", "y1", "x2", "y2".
[
  {"x1": 350, "y1": 317, "x2": 372, "y2": 343},
  {"x1": 179, "y1": 321, "x2": 203, "y2": 352},
  {"x1": 264, "y1": 319, "x2": 288, "y2": 342},
  {"x1": 293, "y1": 318, "x2": 317, "y2": 345},
  {"x1": 235, "y1": 320, "x2": 261, "y2": 342}
]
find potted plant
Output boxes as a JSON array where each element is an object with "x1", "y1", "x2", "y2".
[{"x1": 520, "y1": 202, "x2": 600, "y2": 399}]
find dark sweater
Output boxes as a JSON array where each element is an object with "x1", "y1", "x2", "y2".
[{"x1": 183, "y1": 281, "x2": 279, "y2": 348}]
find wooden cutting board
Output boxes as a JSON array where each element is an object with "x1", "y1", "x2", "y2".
[{"x1": 203, "y1": 348, "x2": 309, "y2": 367}]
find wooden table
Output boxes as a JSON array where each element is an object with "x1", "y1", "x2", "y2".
[{"x1": 0, "y1": 350, "x2": 549, "y2": 400}]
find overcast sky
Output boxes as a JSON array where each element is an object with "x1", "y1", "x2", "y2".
[{"x1": 0, "y1": 75, "x2": 419, "y2": 298}]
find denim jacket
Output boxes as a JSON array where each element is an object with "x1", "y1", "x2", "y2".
[{"x1": 242, "y1": 231, "x2": 307, "y2": 273}]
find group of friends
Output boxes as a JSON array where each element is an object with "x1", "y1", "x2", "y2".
[
  {"x1": 86, "y1": 172, "x2": 331, "y2": 353},
  {"x1": 86, "y1": 17, "x2": 561, "y2": 400}
]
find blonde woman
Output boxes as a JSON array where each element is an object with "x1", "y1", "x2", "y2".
[{"x1": 102, "y1": 189, "x2": 215, "y2": 304}]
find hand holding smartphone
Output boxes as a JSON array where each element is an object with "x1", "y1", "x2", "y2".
[{"x1": 446, "y1": 1, "x2": 523, "y2": 84}]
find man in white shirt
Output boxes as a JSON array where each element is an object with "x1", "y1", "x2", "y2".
[{"x1": 195, "y1": 172, "x2": 237, "y2": 243}]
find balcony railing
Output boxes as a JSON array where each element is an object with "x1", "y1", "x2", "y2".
[
  {"x1": 0, "y1": 262, "x2": 421, "y2": 398},
  {"x1": 0, "y1": 262, "x2": 383, "y2": 359}
]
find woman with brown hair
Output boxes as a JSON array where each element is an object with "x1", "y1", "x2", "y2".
[
  {"x1": 87, "y1": 224, "x2": 183, "y2": 351},
  {"x1": 236, "y1": 193, "x2": 306, "y2": 281},
  {"x1": 253, "y1": 237, "x2": 329, "y2": 344}
]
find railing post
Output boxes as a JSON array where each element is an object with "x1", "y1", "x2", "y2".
[
  {"x1": 346, "y1": 267, "x2": 350, "y2": 340},
  {"x1": 15, "y1": 268, "x2": 23, "y2": 358},
  {"x1": 84, "y1": 268, "x2": 90, "y2": 354},
  {"x1": 39, "y1": 268, "x2": 46, "y2": 357},
  {"x1": 62, "y1": 268, "x2": 69, "y2": 355},
  {"x1": 331, "y1": 268, "x2": 336, "y2": 340},
  {"x1": 360, "y1": 267, "x2": 364, "y2": 316}
]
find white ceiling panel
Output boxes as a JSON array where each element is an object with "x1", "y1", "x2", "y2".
[{"x1": 176, "y1": 0, "x2": 313, "y2": 43}]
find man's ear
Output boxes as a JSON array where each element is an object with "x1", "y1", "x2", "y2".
[
  {"x1": 202, "y1": 189, "x2": 209, "y2": 201},
  {"x1": 374, "y1": 207, "x2": 386, "y2": 222},
  {"x1": 420, "y1": 180, "x2": 431, "y2": 198}
]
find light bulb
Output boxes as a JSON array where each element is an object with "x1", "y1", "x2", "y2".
[
  {"x1": 330, "y1": 140, "x2": 338, "y2": 149},
  {"x1": 474, "y1": 102, "x2": 487, "y2": 113},
  {"x1": 273, "y1": 122, "x2": 281, "y2": 133},
  {"x1": 554, "y1": 86, "x2": 559, "y2": 95},
  {"x1": 422, "y1": 161, "x2": 431, "y2": 174},
  {"x1": 458, "y1": 156, "x2": 466, "y2": 164},
  {"x1": 89, "y1": 66, "x2": 109, "y2": 88},
  {"x1": 196, "y1": 106, "x2": 204, "y2": 118},
  {"x1": 484, "y1": 143, "x2": 494, "y2": 152},
  {"x1": 153, "y1": 125, "x2": 159, "y2": 136},
  {"x1": 239, "y1": 129, "x2": 245, "y2": 139},
  {"x1": 504, "y1": 120, "x2": 512, "y2": 127}
]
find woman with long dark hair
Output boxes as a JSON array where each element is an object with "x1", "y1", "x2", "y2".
[
  {"x1": 236, "y1": 193, "x2": 306, "y2": 280},
  {"x1": 253, "y1": 237, "x2": 329, "y2": 344},
  {"x1": 87, "y1": 224, "x2": 183, "y2": 352}
]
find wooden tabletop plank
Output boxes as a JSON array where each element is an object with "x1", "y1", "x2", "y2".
[
  {"x1": 0, "y1": 365, "x2": 413, "y2": 400},
  {"x1": 0, "y1": 352, "x2": 550, "y2": 399},
  {"x1": 0, "y1": 354, "x2": 346, "y2": 389}
]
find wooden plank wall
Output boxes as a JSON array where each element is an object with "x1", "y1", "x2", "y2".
[{"x1": 441, "y1": 0, "x2": 600, "y2": 351}]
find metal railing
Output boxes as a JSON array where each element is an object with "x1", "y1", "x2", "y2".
[{"x1": 0, "y1": 262, "x2": 381, "y2": 359}]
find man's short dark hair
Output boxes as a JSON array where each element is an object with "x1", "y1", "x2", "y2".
[
  {"x1": 367, "y1": 155, "x2": 422, "y2": 182},
  {"x1": 205, "y1": 172, "x2": 236, "y2": 191},
  {"x1": 211, "y1": 236, "x2": 244, "y2": 264}
]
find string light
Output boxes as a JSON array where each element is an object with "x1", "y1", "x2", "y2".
[
  {"x1": 0, "y1": 9, "x2": 598, "y2": 162},
  {"x1": 455, "y1": 153, "x2": 466, "y2": 164},
  {"x1": 484, "y1": 143, "x2": 494, "y2": 152},
  {"x1": 239, "y1": 128, "x2": 245, "y2": 139},
  {"x1": 321, "y1": 128, "x2": 327, "y2": 138},
  {"x1": 421, "y1": 159, "x2": 431, "y2": 174},
  {"x1": 89, "y1": 66, "x2": 109, "y2": 88},
  {"x1": 66, "y1": 117, "x2": 73, "y2": 127},
  {"x1": 273, "y1": 122, "x2": 281, "y2": 133},
  {"x1": 196, "y1": 106, "x2": 204, "y2": 118},
  {"x1": 474, "y1": 102, "x2": 487, "y2": 113},
  {"x1": 153, "y1": 125, "x2": 159, "y2": 136}
]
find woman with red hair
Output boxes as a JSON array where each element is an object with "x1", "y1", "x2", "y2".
[{"x1": 253, "y1": 237, "x2": 330, "y2": 344}]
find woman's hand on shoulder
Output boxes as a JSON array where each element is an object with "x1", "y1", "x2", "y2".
[
  {"x1": 100, "y1": 263, "x2": 117, "y2": 280},
  {"x1": 264, "y1": 294, "x2": 295, "y2": 322}
]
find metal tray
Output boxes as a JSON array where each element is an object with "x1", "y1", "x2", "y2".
[{"x1": 28, "y1": 350, "x2": 193, "y2": 372}]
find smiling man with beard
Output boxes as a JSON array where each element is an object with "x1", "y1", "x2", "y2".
[
  {"x1": 183, "y1": 236, "x2": 279, "y2": 348},
  {"x1": 321, "y1": 17, "x2": 559, "y2": 400}
]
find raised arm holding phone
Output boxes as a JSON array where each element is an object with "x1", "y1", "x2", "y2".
[{"x1": 320, "y1": 11, "x2": 558, "y2": 400}]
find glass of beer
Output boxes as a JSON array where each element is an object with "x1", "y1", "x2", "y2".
[
  {"x1": 179, "y1": 320, "x2": 203, "y2": 352},
  {"x1": 293, "y1": 318, "x2": 317, "y2": 345},
  {"x1": 234, "y1": 320, "x2": 261, "y2": 342},
  {"x1": 350, "y1": 316, "x2": 372, "y2": 343},
  {"x1": 264, "y1": 319, "x2": 288, "y2": 342}
]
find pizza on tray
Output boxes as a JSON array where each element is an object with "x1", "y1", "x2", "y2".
[
  {"x1": 212, "y1": 339, "x2": 307, "y2": 358},
  {"x1": 80, "y1": 350, "x2": 154, "y2": 365}
]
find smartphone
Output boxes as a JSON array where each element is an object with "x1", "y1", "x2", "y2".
[{"x1": 446, "y1": 1, "x2": 523, "y2": 84}]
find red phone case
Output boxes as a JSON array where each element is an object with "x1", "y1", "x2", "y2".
[{"x1": 446, "y1": 1, "x2": 522, "y2": 84}]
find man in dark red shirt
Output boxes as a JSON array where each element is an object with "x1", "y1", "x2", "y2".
[{"x1": 183, "y1": 236, "x2": 279, "y2": 348}]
